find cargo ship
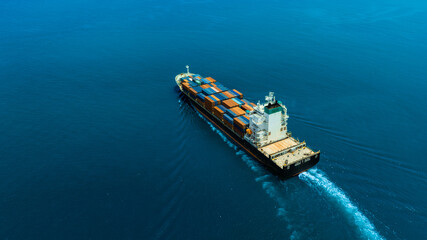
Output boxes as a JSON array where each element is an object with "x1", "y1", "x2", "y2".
[{"x1": 175, "y1": 66, "x2": 320, "y2": 179}]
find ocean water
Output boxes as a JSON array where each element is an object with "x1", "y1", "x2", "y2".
[{"x1": 0, "y1": 0, "x2": 426, "y2": 239}]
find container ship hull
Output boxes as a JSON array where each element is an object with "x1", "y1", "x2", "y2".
[
  {"x1": 175, "y1": 72, "x2": 320, "y2": 179},
  {"x1": 175, "y1": 69, "x2": 320, "y2": 179},
  {"x1": 186, "y1": 94, "x2": 319, "y2": 178}
]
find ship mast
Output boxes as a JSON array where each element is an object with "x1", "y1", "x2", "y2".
[{"x1": 186, "y1": 65, "x2": 190, "y2": 74}]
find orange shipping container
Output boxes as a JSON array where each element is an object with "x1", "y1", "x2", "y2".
[
  {"x1": 212, "y1": 86, "x2": 222, "y2": 93},
  {"x1": 232, "y1": 89, "x2": 243, "y2": 99},
  {"x1": 222, "y1": 99, "x2": 239, "y2": 109},
  {"x1": 201, "y1": 84, "x2": 210, "y2": 89},
  {"x1": 213, "y1": 106, "x2": 226, "y2": 119},
  {"x1": 210, "y1": 95, "x2": 221, "y2": 102},
  {"x1": 222, "y1": 91, "x2": 234, "y2": 98},
  {"x1": 206, "y1": 77, "x2": 217, "y2": 83},
  {"x1": 229, "y1": 107, "x2": 246, "y2": 116},
  {"x1": 204, "y1": 98, "x2": 214, "y2": 111},
  {"x1": 183, "y1": 84, "x2": 190, "y2": 92},
  {"x1": 242, "y1": 104, "x2": 254, "y2": 112},
  {"x1": 189, "y1": 88, "x2": 197, "y2": 97},
  {"x1": 234, "y1": 118, "x2": 246, "y2": 129}
]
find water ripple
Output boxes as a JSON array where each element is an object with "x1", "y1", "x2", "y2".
[{"x1": 299, "y1": 169, "x2": 384, "y2": 240}]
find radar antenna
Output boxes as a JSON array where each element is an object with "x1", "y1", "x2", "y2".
[{"x1": 265, "y1": 92, "x2": 276, "y2": 104}]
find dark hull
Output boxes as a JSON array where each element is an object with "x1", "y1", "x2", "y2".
[{"x1": 181, "y1": 91, "x2": 320, "y2": 179}]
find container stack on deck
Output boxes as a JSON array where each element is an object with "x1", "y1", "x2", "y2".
[{"x1": 181, "y1": 75, "x2": 256, "y2": 139}]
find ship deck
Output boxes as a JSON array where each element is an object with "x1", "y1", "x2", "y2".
[{"x1": 259, "y1": 137, "x2": 315, "y2": 169}]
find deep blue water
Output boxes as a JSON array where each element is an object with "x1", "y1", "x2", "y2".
[{"x1": 0, "y1": 0, "x2": 426, "y2": 239}]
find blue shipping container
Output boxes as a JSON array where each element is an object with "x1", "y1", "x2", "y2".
[
  {"x1": 197, "y1": 93, "x2": 206, "y2": 101},
  {"x1": 237, "y1": 116, "x2": 249, "y2": 125},
  {"x1": 206, "y1": 96, "x2": 220, "y2": 105},
  {"x1": 226, "y1": 109, "x2": 238, "y2": 118},
  {"x1": 217, "y1": 105, "x2": 227, "y2": 112},
  {"x1": 193, "y1": 86, "x2": 203, "y2": 93},
  {"x1": 232, "y1": 98, "x2": 244, "y2": 106},
  {"x1": 223, "y1": 114, "x2": 234, "y2": 124},
  {"x1": 202, "y1": 88, "x2": 215, "y2": 95},
  {"x1": 213, "y1": 93, "x2": 225, "y2": 101},
  {"x1": 230, "y1": 90, "x2": 242, "y2": 97},
  {"x1": 217, "y1": 85, "x2": 229, "y2": 91}
]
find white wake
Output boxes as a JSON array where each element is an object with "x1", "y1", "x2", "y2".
[
  {"x1": 299, "y1": 169, "x2": 384, "y2": 240},
  {"x1": 195, "y1": 110, "x2": 383, "y2": 239},
  {"x1": 197, "y1": 112, "x2": 301, "y2": 238}
]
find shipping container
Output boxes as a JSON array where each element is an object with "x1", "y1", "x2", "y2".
[
  {"x1": 226, "y1": 107, "x2": 245, "y2": 118},
  {"x1": 231, "y1": 89, "x2": 243, "y2": 99},
  {"x1": 231, "y1": 98, "x2": 244, "y2": 106},
  {"x1": 222, "y1": 114, "x2": 233, "y2": 129},
  {"x1": 189, "y1": 81, "x2": 199, "y2": 87},
  {"x1": 240, "y1": 114, "x2": 250, "y2": 122},
  {"x1": 197, "y1": 93, "x2": 206, "y2": 102},
  {"x1": 241, "y1": 104, "x2": 254, "y2": 112},
  {"x1": 189, "y1": 88, "x2": 198, "y2": 98},
  {"x1": 192, "y1": 86, "x2": 203, "y2": 93},
  {"x1": 234, "y1": 115, "x2": 250, "y2": 133},
  {"x1": 222, "y1": 91, "x2": 235, "y2": 99},
  {"x1": 220, "y1": 92, "x2": 230, "y2": 100},
  {"x1": 222, "y1": 98, "x2": 239, "y2": 109},
  {"x1": 213, "y1": 92, "x2": 228, "y2": 101},
  {"x1": 212, "y1": 86, "x2": 222, "y2": 93},
  {"x1": 202, "y1": 84, "x2": 211, "y2": 89},
  {"x1": 232, "y1": 107, "x2": 246, "y2": 116},
  {"x1": 204, "y1": 95, "x2": 221, "y2": 112},
  {"x1": 202, "y1": 87, "x2": 219, "y2": 96},
  {"x1": 182, "y1": 82, "x2": 190, "y2": 93},
  {"x1": 213, "y1": 105, "x2": 227, "y2": 120},
  {"x1": 200, "y1": 78, "x2": 210, "y2": 84},
  {"x1": 206, "y1": 77, "x2": 217, "y2": 83},
  {"x1": 214, "y1": 84, "x2": 229, "y2": 92},
  {"x1": 223, "y1": 114, "x2": 234, "y2": 124}
]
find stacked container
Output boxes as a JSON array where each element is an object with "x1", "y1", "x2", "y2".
[
  {"x1": 225, "y1": 107, "x2": 246, "y2": 118},
  {"x1": 188, "y1": 86, "x2": 203, "y2": 99},
  {"x1": 196, "y1": 93, "x2": 206, "y2": 105},
  {"x1": 204, "y1": 95, "x2": 221, "y2": 111},
  {"x1": 222, "y1": 98, "x2": 245, "y2": 109},
  {"x1": 182, "y1": 82, "x2": 190, "y2": 94},
  {"x1": 223, "y1": 114, "x2": 234, "y2": 129},
  {"x1": 241, "y1": 99, "x2": 255, "y2": 112},
  {"x1": 213, "y1": 105, "x2": 228, "y2": 120},
  {"x1": 233, "y1": 115, "x2": 250, "y2": 137},
  {"x1": 205, "y1": 77, "x2": 217, "y2": 83},
  {"x1": 232, "y1": 89, "x2": 243, "y2": 99},
  {"x1": 214, "y1": 84, "x2": 229, "y2": 92},
  {"x1": 213, "y1": 92, "x2": 229, "y2": 102},
  {"x1": 222, "y1": 91, "x2": 236, "y2": 99}
]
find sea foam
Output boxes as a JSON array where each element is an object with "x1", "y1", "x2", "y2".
[{"x1": 299, "y1": 169, "x2": 384, "y2": 240}]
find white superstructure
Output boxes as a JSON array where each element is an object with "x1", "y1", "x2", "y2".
[{"x1": 245, "y1": 92, "x2": 289, "y2": 147}]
